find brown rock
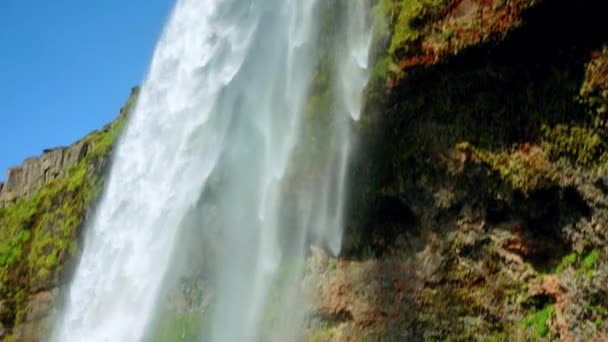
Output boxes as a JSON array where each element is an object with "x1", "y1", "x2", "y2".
[
  {"x1": 63, "y1": 140, "x2": 88, "y2": 168},
  {"x1": 0, "y1": 140, "x2": 90, "y2": 206},
  {"x1": 534, "y1": 275, "x2": 573, "y2": 342},
  {"x1": 14, "y1": 289, "x2": 58, "y2": 342},
  {"x1": 40, "y1": 148, "x2": 64, "y2": 183}
]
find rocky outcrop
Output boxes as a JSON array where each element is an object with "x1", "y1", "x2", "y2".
[
  {"x1": 0, "y1": 142, "x2": 88, "y2": 206},
  {"x1": 375, "y1": 0, "x2": 543, "y2": 87},
  {"x1": 0, "y1": 87, "x2": 139, "y2": 341}
]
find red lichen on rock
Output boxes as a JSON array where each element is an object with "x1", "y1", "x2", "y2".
[{"x1": 392, "y1": 0, "x2": 542, "y2": 77}]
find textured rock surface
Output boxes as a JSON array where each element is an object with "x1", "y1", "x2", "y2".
[
  {"x1": 0, "y1": 142, "x2": 88, "y2": 206},
  {"x1": 14, "y1": 290, "x2": 58, "y2": 342},
  {"x1": 307, "y1": 0, "x2": 608, "y2": 340}
]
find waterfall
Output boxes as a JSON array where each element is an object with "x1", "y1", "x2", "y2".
[{"x1": 52, "y1": 0, "x2": 372, "y2": 341}]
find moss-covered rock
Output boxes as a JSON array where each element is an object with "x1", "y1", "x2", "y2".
[
  {"x1": 374, "y1": 0, "x2": 544, "y2": 86},
  {"x1": 0, "y1": 87, "x2": 139, "y2": 341},
  {"x1": 309, "y1": 0, "x2": 608, "y2": 340}
]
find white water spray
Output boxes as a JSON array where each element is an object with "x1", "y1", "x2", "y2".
[{"x1": 53, "y1": 0, "x2": 372, "y2": 341}]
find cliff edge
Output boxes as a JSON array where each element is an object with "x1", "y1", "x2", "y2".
[{"x1": 0, "y1": 87, "x2": 138, "y2": 341}]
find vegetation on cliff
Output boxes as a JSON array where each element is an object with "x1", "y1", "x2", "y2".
[
  {"x1": 372, "y1": 0, "x2": 543, "y2": 86},
  {"x1": 0, "y1": 87, "x2": 139, "y2": 340},
  {"x1": 308, "y1": 0, "x2": 608, "y2": 340}
]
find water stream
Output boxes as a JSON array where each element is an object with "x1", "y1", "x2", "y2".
[{"x1": 53, "y1": 1, "x2": 372, "y2": 341}]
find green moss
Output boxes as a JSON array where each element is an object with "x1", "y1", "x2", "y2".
[
  {"x1": 554, "y1": 250, "x2": 600, "y2": 278},
  {"x1": 369, "y1": 56, "x2": 393, "y2": 88},
  {"x1": 542, "y1": 124, "x2": 606, "y2": 167},
  {"x1": 457, "y1": 142, "x2": 555, "y2": 194},
  {"x1": 521, "y1": 304, "x2": 555, "y2": 337},
  {"x1": 371, "y1": 0, "x2": 451, "y2": 81},
  {"x1": 376, "y1": 0, "x2": 446, "y2": 54},
  {"x1": 389, "y1": 0, "x2": 424, "y2": 54},
  {"x1": 556, "y1": 252, "x2": 578, "y2": 273},
  {"x1": 0, "y1": 201, "x2": 37, "y2": 271},
  {"x1": 581, "y1": 249, "x2": 600, "y2": 276},
  {"x1": 0, "y1": 86, "x2": 139, "y2": 334},
  {"x1": 0, "y1": 228, "x2": 31, "y2": 270}
]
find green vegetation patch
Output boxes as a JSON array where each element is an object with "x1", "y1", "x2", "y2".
[
  {"x1": 581, "y1": 249, "x2": 600, "y2": 276},
  {"x1": 542, "y1": 124, "x2": 607, "y2": 168},
  {"x1": 371, "y1": 0, "x2": 450, "y2": 82},
  {"x1": 457, "y1": 142, "x2": 556, "y2": 195},
  {"x1": 0, "y1": 202, "x2": 36, "y2": 270},
  {"x1": 521, "y1": 304, "x2": 555, "y2": 337},
  {"x1": 375, "y1": 0, "x2": 448, "y2": 54},
  {"x1": 555, "y1": 249, "x2": 601, "y2": 278},
  {"x1": 556, "y1": 252, "x2": 578, "y2": 273}
]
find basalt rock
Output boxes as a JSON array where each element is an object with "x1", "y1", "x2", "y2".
[{"x1": 0, "y1": 142, "x2": 88, "y2": 206}]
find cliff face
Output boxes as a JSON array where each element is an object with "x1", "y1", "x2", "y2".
[
  {"x1": 2, "y1": 1, "x2": 608, "y2": 341},
  {"x1": 308, "y1": 0, "x2": 608, "y2": 340},
  {"x1": 0, "y1": 87, "x2": 139, "y2": 341},
  {"x1": 0, "y1": 143, "x2": 89, "y2": 206}
]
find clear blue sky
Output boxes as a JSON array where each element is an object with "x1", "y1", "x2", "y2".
[{"x1": 0, "y1": 0, "x2": 174, "y2": 180}]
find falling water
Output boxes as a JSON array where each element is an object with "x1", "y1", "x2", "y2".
[{"x1": 53, "y1": 0, "x2": 372, "y2": 341}]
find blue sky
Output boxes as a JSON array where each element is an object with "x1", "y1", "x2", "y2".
[{"x1": 0, "y1": 0, "x2": 174, "y2": 180}]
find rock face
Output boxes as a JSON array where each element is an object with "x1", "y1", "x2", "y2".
[
  {"x1": 0, "y1": 142, "x2": 88, "y2": 206},
  {"x1": 0, "y1": 87, "x2": 139, "y2": 341},
  {"x1": 13, "y1": 290, "x2": 58, "y2": 342},
  {"x1": 3, "y1": 1, "x2": 608, "y2": 341},
  {"x1": 308, "y1": 0, "x2": 608, "y2": 340}
]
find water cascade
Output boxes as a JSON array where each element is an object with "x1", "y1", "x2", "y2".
[{"x1": 53, "y1": 0, "x2": 372, "y2": 341}]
